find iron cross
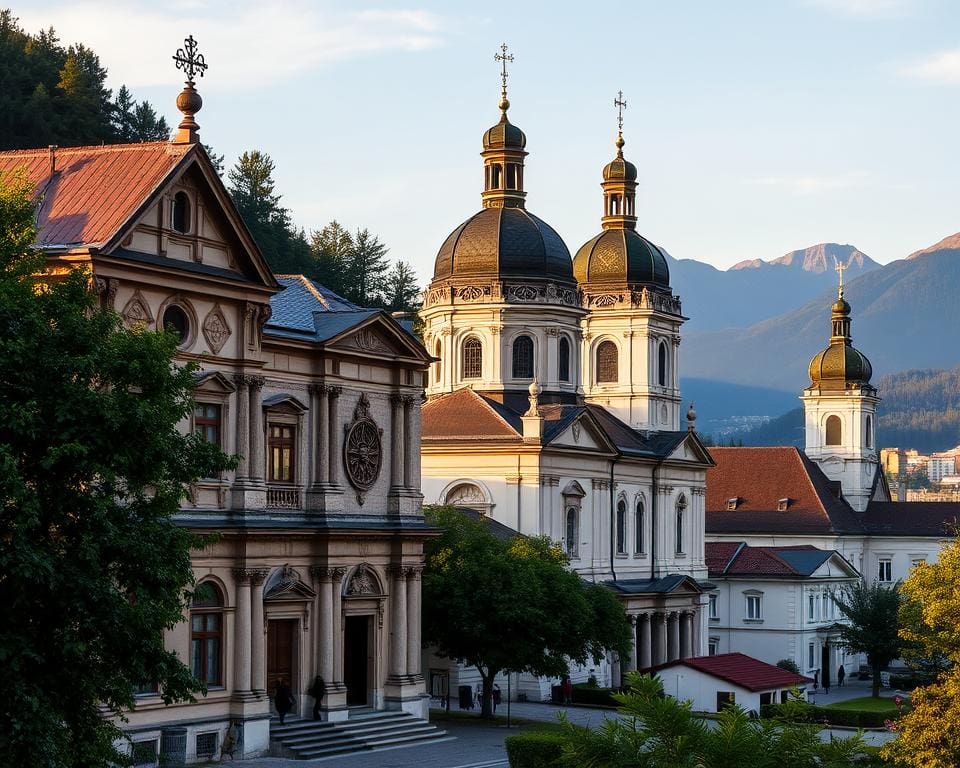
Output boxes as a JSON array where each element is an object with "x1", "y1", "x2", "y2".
[
  {"x1": 495, "y1": 43, "x2": 514, "y2": 95},
  {"x1": 834, "y1": 257, "x2": 847, "y2": 297},
  {"x1": 615, "y1": 90, "x2": 627, "y2": 132},
  {"x1": 173, "y1": 35, "x2": 208, "y2": 81}
]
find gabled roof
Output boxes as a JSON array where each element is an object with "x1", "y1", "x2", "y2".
[
  {"x1": 706, "y1": 447, "x2": 863, "y2": 535},
  {"x1": 861, "y1": 502, "x2": 960, "y2": 537},
  {"x1": 656, "y1": 653, "x2": 813, "y2": 692},
  {"x1": 0, "y1": 142, "x2": 188, "y2": 249},
  {"x1": 422, "y1": 388, "x2": 522, "y2": 442},
  {"x1": 605, "y1": 574, "x2": 707, "y2": 595},
  {"x1": 454, "y1": 507, "x2": 521, "y2": 541},
  {"x1": 705, "y1": 541, "x2": 851, "y2": 579}
]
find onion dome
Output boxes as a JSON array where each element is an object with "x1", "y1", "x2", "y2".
[
  {"x1": 602, "y1": 135, "x2": 637, "y2": 181},
  {"x1": 433, "y1": 207, "x2": 573, "y2": 281},
  {"x1": 808, "y1": 291, "x2": 873, "y2": 390},
  {"x1": 483, "y1": 98, "x2": 526, "y2": 150}
]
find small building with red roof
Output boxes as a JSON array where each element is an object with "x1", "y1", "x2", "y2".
[{"x1": 654, "y1": 652, "x2": 813, "y2": 713}]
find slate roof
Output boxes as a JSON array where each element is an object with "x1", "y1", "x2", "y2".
[
  {"x1": 705, "y1": 542, "x2": 842, "y2": 579},
  {"x1": 656, "y1": 653, "x2": 813, "y2": 692},
  {"x1": 422, "y1": 388, "x2": 521, "y2": 442},
  {"x1": 861, "y1": 502, "x2": 960, "y2": 537},
  {"x1": 264, "y1": 275, "x2": 378, "y2": 342},
  {"x1": 605, "y1": 574, "x2": 709, "y2": 595},
  {"x1": 0, "y1": 142, "x2": 189, "y2": 248},
  {"x1": 706, "y1": 447, "x2": 862, "y2": 535}
]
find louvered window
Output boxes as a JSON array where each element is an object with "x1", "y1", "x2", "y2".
[
  {"x1": 596, "y1": 341, "x2": 618, "y2": 383},
  {"x1": 512, "y1": 335, "x2": 534, "y2": 379}
]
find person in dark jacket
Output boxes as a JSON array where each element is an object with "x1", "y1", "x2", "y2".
[
  {"x1": 837, "y1": 665, "x2": 846, "y2": 687},
  {"x1": 274, "y1": 679, "x2": 295, "y2": 725},
  {"x1": 308, "y1": 675, "x2": 326, "y2": 720}
]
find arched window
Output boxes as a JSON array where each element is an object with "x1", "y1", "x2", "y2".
[
  {"x1": 565, "y1": 506, "x2": 579, "y2": 557},
  {"x1": 675, "y1": 495, "x2": 687, "y2": 554},
  {"x1": 596, "y1": 340, "x2": 618, "y2": 383},
  {"x1": 658, "y1": 341, "x2": 668, "y2": 387},
  {"x1": 462, "y1": 336, "x2": 482, "y2": 379},
  {"x1": 434, "y1": 340, "x2": 442, "y2": 384},
  {"x1": 616, "y1": 498, "x2": 626, "y2": 555},
  {"x1": 162, "y1": 304, "x2": 191, "y2": 345},
  {"x1": 825, "y1": 415, "x2": 842, "y2": 446},
  {"x1": 172, "y1": 191, "x2": 191, "y2": 234},
  {"x1": 512, "y1": 335, "x2": 534, "y2": 379},
  {"x1": 865, "y1": 414, "x2": 873, "y2": 448},
  {"x1": 635, "y1": 498, "x2": 644, "y2": 554},
  {"x1": 191, "y1": 581, "x2": 223, "y2": 685},
  {"x1": 558, "y1": 336, "x2": 570, "y2": 382}
]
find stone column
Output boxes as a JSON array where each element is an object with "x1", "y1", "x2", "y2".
[
  {"x1": 331, "y1": 568, "x2": 346, "y2": 689},
  {"x1": 248, "y1": 376, "x2": 266, "y2": 485},
  {"x1": 327, "y1": 387, "x2": 342, "y2": 486},
  {"x1": 402, "y1": 396, "x2": 415, "y2": 489},
  {"x1": 406, "y1": 567, "x2": 422, "y2": 678},
  {"x1": 232, "y1": 569, "x2": 253, "y2": 695},
  {"x1": 611, "y1": 654, "x2": 622, "y2": 689},
  {"x1": 625, "y1": 615, "x2": 638, "y2": 674},
  {"x1": 655, "y1": 612, "x2": 668, "y2": 666},
  {"x1": 668, "y1": 611, "x2": 681, "y2": 662},
  {"x1": 389, "y1": 565, "x2": 408, "y2": 679},
  {"x1": 250, "y1": 570, "x2": 269, "y2": 694},
  {"x1": 311, "y1": 385, "x2": 329, "y2": 487},
  {"x1": 639, "y1": 613, "x2": 652, "y2": 670},
  {"x1": 390, "y1": 394, "x2": 404, "y2": 491},
  {"x1": 316, "y1": 569, "x2": 335, "y2": 682},
  {"x1": 680, "y1": 611, "x2": 694, "y2": 659},
  {"x1": 232, "y1": 376, "x2": 250, "y2": 480}
]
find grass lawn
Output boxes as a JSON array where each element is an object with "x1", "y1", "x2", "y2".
[{"x1": 824, "y1": 696, "x2": 906, "y2": 713}]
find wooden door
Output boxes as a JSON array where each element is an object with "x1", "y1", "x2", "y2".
[{"x1": 267, "y1": 619, "x2": 297, "y2": 705}]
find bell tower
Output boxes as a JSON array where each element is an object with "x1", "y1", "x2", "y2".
[{"x1": 801, "y1": 264, "x2": 880, "y2": 512}]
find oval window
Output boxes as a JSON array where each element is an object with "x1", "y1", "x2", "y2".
[{"x1": 162, "y1": 305, "x2": 190, "y2": 344}]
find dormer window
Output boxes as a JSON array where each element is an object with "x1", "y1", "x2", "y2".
[
  {"x1": 172, "y1": 191, "x2": 191, "y2": 234},
  {"x1": 777, "y1": 498, "x2": 791, "y2": 512},
  {"x1": 726, "y1": 497, "x2": 740, "y2": 511}
]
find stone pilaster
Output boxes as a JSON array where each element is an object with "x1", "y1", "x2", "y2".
[
  {"x1": 231, "y1": 569, "x2": 254, "y2": 700},
  {"x1": 249, "y1": 569, "x2": 269, "y2": 695},
  {"x1": 388, "y1": 565, "x2": 408, "y2": 682},
  {"x1": 405, "y1": 567, "x2": 423, "y2": 680},
  {"x1": 389, "y1": 394, "x2": 404, "y2": 492},
  {"x1": 248, "y1": 376, "x2": 265, "y2": 486},
  {"x1": 232, "y1": 375, "x2": 250, "y2": 481}
]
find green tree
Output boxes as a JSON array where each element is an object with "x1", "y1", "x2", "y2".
[
  {"x1": 56, "y1": 43, "x2": 113, "y2": 144},
  {"x1": 309, "y1": 220, "x2": 354, "y2": 297},
  {"x1": 383, "y1": 260, "x2": 421, "y2": 313},
  {"x1": 832, "y1": 580, "x2": 904, "y2": 697},
  {"x1": 0, "y1": 170, "x2": 233, "y2": 767},
  {"x1": 346, "y1": 227, "x2": 389, "y2": 305},
  {"x1": 422, "y1": 506, "x2": 632, "y2": 718},
  {"x1": 559, "y1": 674, "x2": 868, "y2": 768}
]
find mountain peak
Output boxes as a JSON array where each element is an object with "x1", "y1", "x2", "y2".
[
  {"x1": 730, "y1": 243, "x2": 875, "y2": 273},
  {"x1": 907, "y1": 232, "x2": 960, "y2": 261}
]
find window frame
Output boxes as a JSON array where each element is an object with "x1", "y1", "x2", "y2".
[
  {"x1": 461, "y1": 336, "x2": 483, "y2": 380},
  {"x1": 708, "y1": 593, "x2": 718, "y2": 620},
  {"x1": 658, "y1": 340, "x2": 668, "y2": 387},
  {"x1": 634, "y1": 497, "x2": 645, "y2": 554},
  {"x1": 825, "y1": 414, "x2": 842, "y2": 446},
  {"x1": 190, "y1": 581, "x2": 224, "y2": 687},
  {"x1": 268, "y1": 422, "x2": 297, "y2": 484},
  {"x1": 615, "y1": 498, "x2": 627, "y2": 555},
  {"x1": 558, "y1": 335, "x2": 571, "y2": 383},
  {"x1": 744, "y1": 591, "x2": 763, "y2": 621},
  {"x1": 194, "y1": 403, "x2": 222, "y2": 448},
  {"x1": 674, "y1": 495, "x2": 687, "y2": 555},
  {"x1": 564, "y1": 505, "x2": 579, "y2": 558},
  {"x1": 171, "y1": 190, "x2": 192, "y2": 234},
  {"x1": 877, "y1": 557, "x2": 893, "y2": 583},
  {"x1": 596, "y1": 340, "x2": 618, "y2": 384},
  {"x1": 511, "y1": 334, "x2": 535, "y2": 380}
]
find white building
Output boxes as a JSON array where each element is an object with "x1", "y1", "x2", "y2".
[
  {"x1": 418, "y1": 77, "x2": 714, "y2": 699},
  {"x1": 705, "y1": 542, "x2": 861, "y2": 686}
]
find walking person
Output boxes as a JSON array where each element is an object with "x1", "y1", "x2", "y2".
[
  {"x1": 308, "y1": 675, "x2": 326, "y2": 720},
  {"x1": 274, "y1": 678, "x2": 295, "y2": 725},
  {"x1": 561, "y1": 675, "x2": 573, "y2": 706},
  {"x1": 837, "y1": 665, "x2": 846, "y2": 687}
]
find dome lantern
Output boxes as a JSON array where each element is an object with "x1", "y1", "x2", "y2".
[
  {"x1": 807, "y1": 264, "x2": 873, "y2": 390},
  {"x1": 481, "y1": 43, "x2": 528, "y2": 210}
]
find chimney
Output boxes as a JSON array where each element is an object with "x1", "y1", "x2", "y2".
[{"x1": 48, "y1": 145, "x2": 58, "y2": 175}]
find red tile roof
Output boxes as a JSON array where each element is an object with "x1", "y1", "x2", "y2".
[
  {"x1": 664, "y1": 653, "x2": 813, "y2": 691},
  {"x1": 704, "y1": 541, "x2": 742, "y2": 574},
  {"x1": 422, "y1": 388, "x2": 521, "y2": 441},
  {"x1": 0, "y1": 142, "x2": 189, "y2": 249},
  {"x1": 706, "y1": 447, "x2": 862, "y2": 534},
  {"x1": 706, "y1": 541, "x2": 827, "y2": 577}
]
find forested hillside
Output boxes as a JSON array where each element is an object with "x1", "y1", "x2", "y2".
[{"x1": 731, "y1": 366, "x2": 960, "y2": 453}]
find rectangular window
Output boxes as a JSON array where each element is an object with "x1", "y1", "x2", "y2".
[
  {"x1": 194, "y1": 403, "x2": 221, "y2": 446},
  {"x1": 131, "y1": 740, "x2": 159, "y2": 767},
  {"x1": 878, "y1": 558, "x2": 893, "y2": 582},
  {"x1": 808, "y1": 642, "x2": 816, "y2": 670},
  {"x1": 196, "y1": 732, "x2": 219, "y2": 759},
  {"x1": 708, "y1": 638, "x2": 719, "y2": 656},
  {"x1": 709, "y1": 594, "x2": 718, "y2": 620},
  {"x1": 745, "y1": 593, "x2": 762, "y2": 620},
  {"x1": 191, "y1": 612, "x2": 222, "y2": 685},
  {"x1": 268, "y1": 424, "x2": 296, "y2": 483},
  {"x1": 911, "y1": 557, "x2": 925, "y2": 569},
  {"x1": 808, "y1": 594, "x2": 815, "y2": 621}
]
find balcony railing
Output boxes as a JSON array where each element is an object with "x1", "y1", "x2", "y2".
[{"x1": 266, "y1": 485, "x2": 302, "y2": 509}]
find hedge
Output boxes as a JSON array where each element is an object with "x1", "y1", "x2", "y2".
[
  {"x1": 760, "y1": 703, "x2": 889, "y2": 728},
  {"x1": 571, "y1": 686, "x2": 619, "y2": 707},
  {"x1": 505, "y1": 732, "x2": 567, "y2": 768}
]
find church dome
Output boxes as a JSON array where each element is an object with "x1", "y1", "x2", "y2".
[
  {"x1": 602, "y1": 137, "x2": 637, "y2": 181},
  {"x1": 573, "y1": 228, "x2": 670, "y2": 287},
  {"x1": 483, "y1": 110, "x2": 526, "y2": 150},
  {"x1": 807, "y1": 292, "x2": 873, "y2": 390},
  {"x1": 433, "y1": 207, "x2": 573, "y2": 282}
]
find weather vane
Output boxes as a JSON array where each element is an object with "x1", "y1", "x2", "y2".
[
  {"x1": 495, "y1": 43, "x2": 514, "y2": 100},
  {"x1": 834, "y1": 257, "x2": 847, "y2": 298},
  {"x1": 173, "y1": 35, "x2": 208, "y2": 82},
  {"x1": 615, "y1": 90, "x2": 627, "y2": 133}
]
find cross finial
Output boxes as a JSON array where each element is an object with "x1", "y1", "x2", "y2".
[
  {"x1": 615, "y1": 90, "x2": 627, "y2": 133},
  {"x1": 834, "y1": 256, "x2": 847, "y2": 298},
  {"x1": 495, "y1": 43, "x2": 514, "y2": 104},
  {"x1": 173, "y1": 35, "x2": 208, "y2": 82}
]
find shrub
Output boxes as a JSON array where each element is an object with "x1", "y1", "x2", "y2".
[
  {"x1": 776, "y1": 658, "x2": 800, "y2": 674},
  {"x1": 761, "y1": 702, "x2": 890, "y2": 728},
  {"x1": 571, "y1": 686, "x2": 619, "y2": 707},
  {"x1": 505, "y1": 731, "x2": 567, "y2": 768}
]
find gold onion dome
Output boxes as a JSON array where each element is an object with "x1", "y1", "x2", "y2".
[
  {"x1": 483, "y1": 102, "x2": 526, "y2": 150},
  {"x1": 602, "y1": 137, "x2": 637, "y2": 181},
  {"x1": 808, "y1": 292, "x2": 873, "y2": 390}
]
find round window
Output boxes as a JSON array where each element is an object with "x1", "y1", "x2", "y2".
[{"x1": 162, "y1": 305, "x2": 190, "y2": 344}]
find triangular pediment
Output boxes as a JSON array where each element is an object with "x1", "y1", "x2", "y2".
[
  {"x1": 548, "y1": 412, "x2": 614, "y2": 453},
  {"x1": 194, "y1": 370, "x2": 237, "y2": 394},
  {"x1": 811, "y1": 553, "x2": 860, "y2": 579},
  {"x1": 327, "y1": 313, "x2": 432, "y2": 363},
  {"x1": 665, "y1": 432, "x2": 716, "y2": 466}
]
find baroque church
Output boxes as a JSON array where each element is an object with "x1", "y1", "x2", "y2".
[
  {"x1": 705, "y1": 278, "x2": 960, "y2": 686},
  {"x1": 0, "y1": 42, "x2": 444, "y2": 764},
  {"x1": 419, "y1": 62, "x2": 714, "y2": 697}
]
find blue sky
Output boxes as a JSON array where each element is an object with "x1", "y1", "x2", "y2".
[{"x1": 19, "y1": 0, "x2": 960, "y2": 283}]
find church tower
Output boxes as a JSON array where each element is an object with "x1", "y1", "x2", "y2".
[
  {"x1": 801, "y1": 271, "x2": 879, "y2": 512},
  {"x1": 573, "y1": 93, "x2": 684, "y2": 430},
  {"x1": 421, "y1": 46, "x2": 584, "y2": 406}
]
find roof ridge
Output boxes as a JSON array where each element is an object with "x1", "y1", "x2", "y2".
[
  {"x1": 0, "y1": 142, "x2": 172, "y2": 157},
  {"x1": 725, "y1": 541, "x2": 747, "y2": 575}
]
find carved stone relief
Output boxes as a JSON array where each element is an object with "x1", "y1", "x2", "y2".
[
  {"x1": 202, "y1": 304, "x2": 231, "y2": 354},
  {"x1": 121, "y1": 291, "x2": 153, "y2": 328}
]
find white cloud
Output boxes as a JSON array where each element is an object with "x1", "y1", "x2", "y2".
[
  {"x1": 746, "y1": 171, "x2": 869, "y2": 195},
  {"x1": 17, "y1": 1, "x2": 446, "y2": 89},
  {"x1": 901, "y1": 49, "x2": 960, "y2": 84},
  {"x1": 805, "y1": 0, "x2": 917, "y2": 18}
]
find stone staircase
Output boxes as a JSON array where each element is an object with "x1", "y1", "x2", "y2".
[{"x1": 270, "y1": 709, "x2": 453, "y2": 761}]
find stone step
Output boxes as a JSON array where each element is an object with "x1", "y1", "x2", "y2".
[
  {"x1": 270, "y1": 712, "x2": 413, "y2": 736},
  {"x1": 282, "y1": 721, "x2": 434, "y2": 747},
  {"x1": 296, "y1": 731, "x2": 454, "y2": 760}
]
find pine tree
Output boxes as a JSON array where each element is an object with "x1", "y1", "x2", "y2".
[
  {"x1": 56, "y1": 43, "x2": 112, "y2": 145},
  {"x1": 383, "y1": 260, "x2": 421, "y2": 312},
  {"x1": 110, "y1": 84, "x2": 137, "y2": 141},
  {"x1": 309, "y1": 221, "x2": 354, "y2": 297},
  {"x1": 131, "y1": 101, "x2": 169, "y2": 141},
  {"x1": 347, "y1": 227, "x2": 390, "y2": 306}
]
